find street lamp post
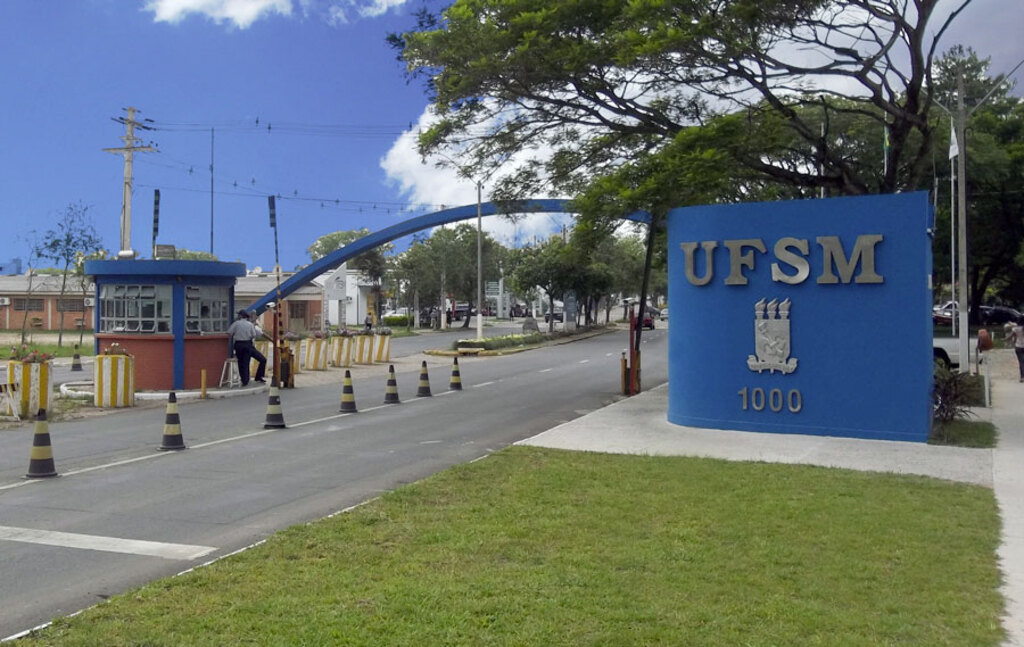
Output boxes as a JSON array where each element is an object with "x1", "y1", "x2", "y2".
[{"x1": 476, "y1": 180, "x2": 483, "y2": 340}]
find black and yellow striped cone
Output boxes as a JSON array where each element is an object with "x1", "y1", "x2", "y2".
[
  {"x1": 383, "y1": 365, "x2": 400, "y2": 404},
  {"x1": 26, "y1": 409, "x2": 58, "y2": 479},
  {"x1": 449, "y1": 357, "x2": 462, "y2": 391},
  {"x1": 70, "y1": 347, "x2": 83, "y2": 372},
  {"x1": 339, "y1": 370, "x2": 357, "y2": 413},
  {"x1": 158, "y1": 392, "x2": 187, "y2": 451},
  {"x1": 416, "y1": 360, "x2": 432, "y2": 397},
  {"x1": 264, "y1": 380, "x2": 287, "y2": 429}
]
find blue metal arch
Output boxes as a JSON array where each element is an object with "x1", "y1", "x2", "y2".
[{"x1": 250, "y1": 198, "x2": 651, "y2": 315}]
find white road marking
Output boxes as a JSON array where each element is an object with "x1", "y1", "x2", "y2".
[
  {"x1": 0, "y1": 525, "x2": 215, "y2": 561},
  {"x1": 578, "y1": 359, "x2": 590, "y2": 364},
  {"x1": 419, "y1": 440, "x2": 442, "y2": 444},
  {"x1": 473, "y1": 381, "x2": 495, "y2": 387},
  {"x1": 538, "y1": 369, "x2": 553, "y2": 373}
]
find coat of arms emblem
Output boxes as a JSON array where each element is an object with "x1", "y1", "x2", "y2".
[{"x1": 747, "y1": 298, "x2": 798, "y2": 374}]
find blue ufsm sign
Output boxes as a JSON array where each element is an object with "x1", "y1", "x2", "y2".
[{"x1": 667, "y1": 193, "x2": 933, "y2": 442}]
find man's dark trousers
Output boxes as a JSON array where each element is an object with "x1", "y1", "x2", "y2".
[{"x1": 234, "y1": 341, "x2": 267, "y2": 386}]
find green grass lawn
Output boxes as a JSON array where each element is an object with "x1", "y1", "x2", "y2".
[{"x1": 19, "y1": 447, "x2": 1004, "y2": 646}]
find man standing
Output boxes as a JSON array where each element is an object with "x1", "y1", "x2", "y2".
[{"x1": 227, "y1": 310, "x2": 267, "y2": 386}]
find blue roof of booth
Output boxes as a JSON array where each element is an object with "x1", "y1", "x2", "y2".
[{"x1": 85, "y1": 259, "x2": 247, "y2": 279}]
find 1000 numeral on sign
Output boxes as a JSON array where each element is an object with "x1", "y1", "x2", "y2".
[{"x1": 738, "y1": 387, "x2": 802, "y2": 413}]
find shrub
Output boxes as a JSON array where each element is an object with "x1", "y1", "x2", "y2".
[
  {"x1": 383, "y1": 315, "x2": 410, "y2": 327},
  {"x1": 932, "y1": 362, "x2": 980, "y2": 424},
  {"x1": 454, "y1": 333, "x2": 545, "y2": 351}
]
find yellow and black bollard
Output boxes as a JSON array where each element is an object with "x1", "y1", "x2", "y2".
[
  {"x1": 383, "y1": 365, "x2": 400, "y2": 404},
  {"x1": 70, "y1": 345, "x2": 83, "y2": 372},
  {"x1": 158, "y1": 392, "x2": 187, "y2": 451},
  {"x1": 339, "y1": 370, "x2": 357, "y2": 413},
  {"x1": 263, "y1": 380, "x2": 287, "y2": 429},
  {"x1": 416, "y1": 360, "x2": 432, "y2": 397},
  {"x1": 449, "y1": 357, "x2": 462, "y2": 391},
  {"x1": 26, "y1": 409, "x2": 58, "y2": 479}
]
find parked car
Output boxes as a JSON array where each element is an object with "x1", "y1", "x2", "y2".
[
  {"x1": 659, "y1": 307, "x2": 669, "y2": 321},
  {"x1": 642, "y1": 312, "x2": 655, "y2": 329},
  {"x1": 980, "y1": 305, "x2": 1022, "y2": 325},
  {"x1": 544, "y1": 310, "x2": 564, "y2": 323},
  {"x1": 932, "y1": 301, "x2": 962, "y2": 326}
]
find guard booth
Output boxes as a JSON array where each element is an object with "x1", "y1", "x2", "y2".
[{"x1": 85, "y1": 260, "x2": 247, "y2": 390}]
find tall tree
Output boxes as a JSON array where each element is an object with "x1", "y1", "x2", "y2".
[
  {"x1": 394, "y1": 0, "x2": 971, "y2": 200},
  {"x1": 35, "y1": 203, "x2": 102, "y2": 347},
  {"x1": 308, "y1": 229, "x2": 395, "y2": 322},
  {"x1": 928, "y1": 48, "x2": 1024, "y2": 319}
]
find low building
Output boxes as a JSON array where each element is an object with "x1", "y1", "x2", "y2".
[
  {"x1": 0, "y1": 273, "x2": 95, "y2": 332},
  {"x1": 235, "y1": 271, "x2": 326, "y2": 333}
]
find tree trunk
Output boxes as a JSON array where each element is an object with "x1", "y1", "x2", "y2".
[{"x1": 57, "y1": 263, "x2": 71, "y2": 347}]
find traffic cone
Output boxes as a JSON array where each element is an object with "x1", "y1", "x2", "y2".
[
  {"x1": 70, "y1": 346, "x2": 83, "y2": 372},
  {"x1": 416, "y1": 360, "x2": 432, "y2": 397},
  {"x1": 26, "y1": 409, "x2": 58, "y2": 479},
  {"x1": 449, "y1": 357, "x2": 463, "y2": 391},
  {"x1": 383, "y1": 365, "x2": 400, "y2": 404},
  {"x1": 339, "y1": 370, "x2": 357, "y2": 413},
  {"x1": 263, "y1": 379, "x2": 287, "y2": 429},
  {"x1": 158, "y1": 392, "x2": 186, "y2": 451}
]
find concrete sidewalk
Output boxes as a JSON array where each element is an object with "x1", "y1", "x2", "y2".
[{"x1": 519, "y1": 352, "x2": 1024, "y2": 647}]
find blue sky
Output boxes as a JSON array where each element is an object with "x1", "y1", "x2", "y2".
[{"x1": 1, "y1": 0, "x2": 1022, "y2": 273}]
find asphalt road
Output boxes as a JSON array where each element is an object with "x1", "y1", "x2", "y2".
[{"x1": 0, "y1": 325, "x2": 667, "y2": 639}]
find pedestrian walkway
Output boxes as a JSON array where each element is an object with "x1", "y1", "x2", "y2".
[{"x1": 519, "y1": 349, "x2": 1024, "y2": 647}]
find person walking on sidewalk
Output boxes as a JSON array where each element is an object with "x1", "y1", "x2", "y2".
[
  {"x1": 228, "y1": 310, "x2": 267, "y2": 386},
  {"x1": 1006, "y1": 317, "x2": 1024, "y2": 382}
]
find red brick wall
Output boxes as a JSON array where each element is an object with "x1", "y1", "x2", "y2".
[
  {"x1": 183, "y1": 335, "x2": 230, "y2": 390},
  {"x1": 96, "y1": 334, "x2": 174, "y2": 391}
]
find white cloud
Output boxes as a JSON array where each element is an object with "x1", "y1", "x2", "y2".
[
  {"x1": 145, "y1": 0, "x2": 410, "y2": 28},
  {"x1": 355, "y1": 0, "x2": 406, "y2": 19},
  {"x1": 145, "y1": 0, "x2": 292, "y2": 28},
  {"x1": 380, "y1": 107, "x2": 576, "y2": 249}
]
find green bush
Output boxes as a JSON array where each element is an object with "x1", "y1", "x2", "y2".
[
  {"x1": 383, "y1": 315, "x2": 410, "y2": 327},
  {"x1": 932, "y1": 363, "x2": 983, "y2": 424},
  {"x1": 454, "y1": 333, "x2": 545, "y2": 351}
]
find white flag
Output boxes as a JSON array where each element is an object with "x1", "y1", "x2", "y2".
[{"x1": 949, "y1": 121, "x2": 959, "y2": 160}]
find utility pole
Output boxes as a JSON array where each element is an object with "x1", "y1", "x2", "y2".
[
  {"x1": 104, "y1": 107, "x2": 156, "y2": 259},
  {"x1": 955, "y1": 73, "x2": 969, "y2": 373},
  {"x1": 476, "y1": 180, "x2": 483, "y2": 340},
  {"x1": 210, "y1": 128, "x2": 215, "y2": 255}
]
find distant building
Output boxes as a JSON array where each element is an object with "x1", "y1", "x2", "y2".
[
  {"x1": 0, "y1": 273, "x2": 95, "y2": 332},
  {"x1": 0, "y1": 258, "x2": 23, "y2": 275}
]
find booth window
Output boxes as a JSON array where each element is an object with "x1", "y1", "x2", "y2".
[
  {"x1": 185, "y1": 285, "x2": 230, "y2": 333},
  {"x1": 99, "y1": 285, "x2": 172, "y2": 333}
]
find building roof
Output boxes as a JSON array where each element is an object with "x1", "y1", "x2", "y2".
[
  {"x1": 235, "y1": 273, "x2": 322, "y2": 298},
  {"x1": 0, "y1": 273, "x2": 92, "y2": 295}
]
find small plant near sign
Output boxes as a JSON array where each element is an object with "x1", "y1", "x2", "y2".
[
  {"x1": 8, "y1": 344, "x2": 53, "y2": 363},
  {"x1": 103, "y1": 343, "x2": 130, "y2": 356}
]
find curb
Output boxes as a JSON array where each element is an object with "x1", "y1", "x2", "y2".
[
  {"x1": 424, "y1": 326, "x2": 619, "y2": 357},
  {"x1": 59, "y1": 381, "x2": 269, "y2": 401}
]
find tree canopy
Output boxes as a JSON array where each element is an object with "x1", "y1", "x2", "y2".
[{"x1": 395, "y1": 0, "x2": 971, "y2": 204}]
